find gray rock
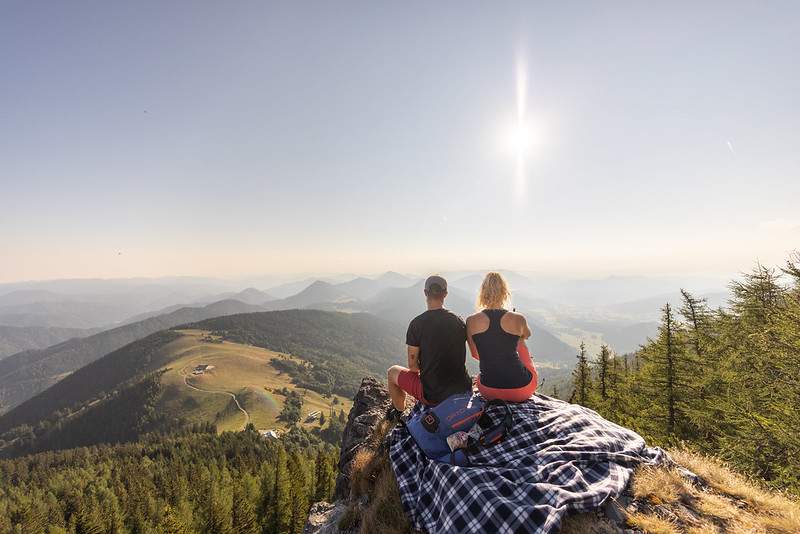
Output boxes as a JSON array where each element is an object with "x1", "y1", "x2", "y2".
[
  {"x1": 603, "y1": 497, "x2": 628, "y2": 525},
  {"x1": 675, "y1": 466, "x2": 708, "y2": 489},
  {"x1": 333, "y1": 377, "x2": 391, "y2": 499},
  {"x1": 302, "y1": 501, "x2": 347, "y2": 534}
]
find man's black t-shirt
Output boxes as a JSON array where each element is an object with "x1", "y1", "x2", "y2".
[{"x1": 406, "y1": 308, "x2": 472, "y2": 405}]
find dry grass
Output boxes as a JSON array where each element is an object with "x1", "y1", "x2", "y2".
[
  {"x1": 345, "y1": 414, "x2": 412, "y2": 534},
  {"x1": 626, "y1": 512, "x2": 680, "y2": 534},
  {"x1": 632, "y1": 466, "x2": 694, "y2": 505},
  {"x1": 695, "y1": 492, "x2": 738, "y2": 522},
  {"x1": 670, "y1": 449, "x2": 799, "y2": 517},
  {"x1": 627, "y1": 449, "x2": 800, "y2": 534},
  {"x1": 358, "y1": 467, "x2": 410, "y2": 534}
]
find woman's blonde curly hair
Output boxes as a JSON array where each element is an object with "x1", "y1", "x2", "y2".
[{"x1": 477, "y1": 271, "x2": 511, "y2": 310}]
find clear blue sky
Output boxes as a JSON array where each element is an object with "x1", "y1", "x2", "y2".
[{"x1": 1, "y1": 1, "x2": 798, "y2": 282}]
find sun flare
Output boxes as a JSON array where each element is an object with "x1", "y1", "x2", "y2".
[{"x1": 505, "y1": 123, "x2": 533, "y2": 159}]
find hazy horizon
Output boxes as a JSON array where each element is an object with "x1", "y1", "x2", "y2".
[
  {"x1": 2, "y1": 2, "x2": 798, "y2": 283},
  {"x1": 0, "y1": 268, "x2": 734, "y2": 296}
]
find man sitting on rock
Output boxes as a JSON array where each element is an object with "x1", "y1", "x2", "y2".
[{"x1": 387, "y1": 275, "x2": 472, "y2": 416}]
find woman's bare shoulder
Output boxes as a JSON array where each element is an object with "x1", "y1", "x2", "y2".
[
  {"x1": 465, "y1": 311, "x2": 488, "y2": 330},
  {"x1": 502, "y1": 311, "x2": 530, "y2": 334},
  {"x1": 505, "y1": 310, "x2": 527, "y2": 323}
]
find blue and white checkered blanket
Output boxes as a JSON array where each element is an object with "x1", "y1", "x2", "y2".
[{"x1": 388, "y1": 394, "x2": 666, "y2": 534}]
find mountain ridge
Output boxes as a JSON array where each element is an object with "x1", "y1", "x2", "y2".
[
  {"x1": 0, "y1": 299, "x2": 266, "y2": 413},
  {"x1": 0, "y1": 309, "x2": 401, "y2": 456}
]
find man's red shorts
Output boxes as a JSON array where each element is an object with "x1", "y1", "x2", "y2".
[{"x1": 396, "y1": 369, "x2": 431, "y2": 405}]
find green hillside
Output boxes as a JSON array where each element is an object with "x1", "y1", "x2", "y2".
[
  {"x1": 0, "y1": 310, "x2": 398, "y2": 457},
  {"x1": 157, "y1": 329, "x2": 353, "y2": 433},
  {"x1": 187, "y1": 309, "x2": 405, "y2": 396},
  {"x1": 0, "y1": 299, "x2": 264, "y2": 414}
]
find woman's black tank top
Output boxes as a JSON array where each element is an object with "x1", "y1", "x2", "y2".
[{"x1": 473, "y1": 309, "x2": 533, "y2": 389}]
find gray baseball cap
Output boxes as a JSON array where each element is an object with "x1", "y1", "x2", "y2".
[{"x1": 424, "y1": 275, "x2": 447, "y2": 294}]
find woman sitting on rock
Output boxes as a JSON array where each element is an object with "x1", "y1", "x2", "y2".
[{"x1": 466, "y1": 272, "x2": 538, "y2": 402}]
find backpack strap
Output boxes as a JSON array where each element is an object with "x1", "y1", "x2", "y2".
[{"x1": 478, "y1": 400, "x2": 513, "y2": 447}]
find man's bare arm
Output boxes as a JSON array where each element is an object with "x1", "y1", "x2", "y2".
[{"x1": 407, "y1": 346, "x2": 420, "y2": 372}]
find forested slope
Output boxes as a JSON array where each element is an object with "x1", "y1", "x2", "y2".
[
  {"x1": 0, "y1": 428, "x2": 338, "y2": 533},
  {"x1": 0, "y1": 325, "x2": 96, "y2": 360},
  {"x1": 569, "y1": 253, "x2": 800, "y2": 495},
  {"x1": 0, "y1": 331, "x2": 181, "y2": 436}
]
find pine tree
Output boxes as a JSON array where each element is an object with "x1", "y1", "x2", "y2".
[
  {"x1": 606, "y1": 354, "x2": 622, "y2": 417},
  {"x1": 571, "y1": 342, "x2": 591, "y2": 406},
  {"x1": 287, "y1": 452, "x2": 310, "y2": 534},
  {"x1": 204, "y1": 485, "x2": 232, "y2": 534},
  {"x1": 314, "y1": 450, "x2": 335, "y2": 501},
  {"x1": 271, "y1": 447, "x2": 292, "y2": 534},
  {"x1": 74, "y1": 501, "x2": 105, "y2": 534},
  {"x1": 716, "y1": 264, "x2": 793, "y2": 482},
  {"x1": 639, "y1": 303, "x2": 690, "y2": 437},
  {"x1": 100, "y1": 490, "x2": 125, "y2": 534},
  {"x1": 232, "y1": 485, "x2": 259, "y2": 534},
  {"x1": 161, "y1": 505, "x2": 189, "y2": 534},
  {"x1": 679, "y1": 289, "x2": 711, "y2": 360},
  {"x1": 256, "y1": 463, "x2": 276, "y2": 534},
  {"x1": 678, "y1": 289, "x2": 722, "y2": 440},
  {"x1": 19, "y1": 501, "x2": 46, "y2": 534},
  {"x1": 595, "y1": 345, "x2": 611, "y2": 400}
]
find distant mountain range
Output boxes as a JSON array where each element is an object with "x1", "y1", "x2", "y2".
[
  {"x1": 0, "y1": 300, "x2": 138, "y2": 329},
  {"x1": 261, "y1": 277, "x2": 577, "y2": 367},
  {"x1": 263, "y1": 272, "x2": 416, "y2": 310},
  {"x1": 0, "y1": 278, "x2": 247, "y2": 329},
  {"x1": 0, "y1": 325, "x2": 100, "y2": 360}
]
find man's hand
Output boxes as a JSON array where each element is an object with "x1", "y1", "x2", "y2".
[{"x1": 407, "y1": 345, "x2": 420, "y2": 372}]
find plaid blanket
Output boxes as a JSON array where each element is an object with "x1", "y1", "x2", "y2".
[{"x1": 388, "y1": 394, "x2": 666, "y2": 534}]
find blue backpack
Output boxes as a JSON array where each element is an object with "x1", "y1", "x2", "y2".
[{"x1": 405, "y1": 392, "x2": 514, "y2": 466}]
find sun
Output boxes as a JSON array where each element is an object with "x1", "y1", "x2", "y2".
[
  {"x1": 493, "y1": 56, "x2": 544, "y2": 198},
  {"x1": 505, "y1": 123, "x2": 533, "y2": 159}
]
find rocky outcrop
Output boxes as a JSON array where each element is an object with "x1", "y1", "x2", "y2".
[
  {"x1": 302, "y1": 502, "x2": 348, "y2": 534},
  {"x1": 303, "y1": 377, "x2": 391, "y2": 534},
  {"x1": 333, "y1": 377, "x2": 391, "y2": 499}
]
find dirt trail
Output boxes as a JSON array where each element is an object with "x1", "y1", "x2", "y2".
[{"x1": 181, "y1": 371, "x2": 250, "y2": 430}]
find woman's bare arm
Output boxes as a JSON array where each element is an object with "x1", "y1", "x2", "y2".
[{"x1": 516, "y1": 313, "x2": 532, "y2": 339}]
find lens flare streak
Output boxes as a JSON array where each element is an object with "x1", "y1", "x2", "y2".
[{"x1": 515, "y1": 60, "x2": 528, "y2": 197}]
